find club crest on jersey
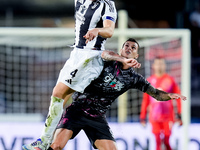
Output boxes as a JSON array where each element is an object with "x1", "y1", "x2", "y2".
[{"x1": 109, "y1": 81, "x2": 116, "y2": 87}]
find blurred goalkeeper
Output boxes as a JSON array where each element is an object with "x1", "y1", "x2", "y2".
[
  {"x1": 22, "y1": 0, "x2": 117, "y2": 150},
  {"x1": 45, "y1": 38, "x2": 186, "y2": 150},
  {"x1": 140, "y1": 57, "x2": 182, "y2": 150}
]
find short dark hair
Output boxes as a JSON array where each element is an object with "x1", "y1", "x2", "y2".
[{"x1": 122, "y1": 38, "x2": 139, "y2": 48}]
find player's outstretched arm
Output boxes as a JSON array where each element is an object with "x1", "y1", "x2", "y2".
[
  {"x1": 146, "y1": 85, "x2": 187, "y2": 101},
  {"x1": 101, "y1": 50, "x2": 141, "y2": 68}
]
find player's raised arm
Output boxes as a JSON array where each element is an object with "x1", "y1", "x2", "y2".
[
  {"x1": 84, "y1": 20, "x2": 115, "y2": 43},
  {"x1": 101, "y1": 50, "x2": 141, "y2": 69},
  {"x1": 98, "y1": 19, "x2": 115, "y2": 38},
  {"x1": 146, "y1": 85, "x2": 187, "y2": 101}
]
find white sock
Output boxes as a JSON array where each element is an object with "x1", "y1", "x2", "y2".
[{"x1": 40, "y1": 96, "x2": 64, "y2": 144}]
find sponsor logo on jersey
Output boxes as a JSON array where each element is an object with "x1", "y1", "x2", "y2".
[{"x1": 104, "y1": 73, "x2": 124, "y2": 91}]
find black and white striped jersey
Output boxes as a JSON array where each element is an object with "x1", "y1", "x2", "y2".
[{"x1": 74, "y1": 0, "x2": 117, "y2": 50}]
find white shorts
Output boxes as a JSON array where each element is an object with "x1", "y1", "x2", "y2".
[{"x1": 56, "y1": 48, "x2": 103, "y2": 93}]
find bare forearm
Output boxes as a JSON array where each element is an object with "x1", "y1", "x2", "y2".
[
  {"x1": 98, "y1": 20, "x2": 115, "y2": 38},
  {"x1": 101, "y1": 50, "x2": 125, "y2": 62},
  {"x1": 98, "y1": 27, "x2": 114, "y2": 38},
  {"x1": 84, "y1": 20, "x2": 115, "y2": 43},
  {"x1": 101, "y1": 50, "x2": 141, "y2": 69},
  {"x1": 146, "y1": 85, "x2": 171, "y2": 101}
]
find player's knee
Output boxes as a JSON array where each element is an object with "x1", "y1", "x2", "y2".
[
  {"x1": 110, "y1": 145, "x2": 117, "y2": 150},
  {"x1": 108, "y1": 146, "x2": 117, "y2": 150},
  {"x1": 52, "y1": 83, "x2": 74, "y2": 99},
  {"x1": 52, "y1": 87, "x2": 63, "y2": 99}
]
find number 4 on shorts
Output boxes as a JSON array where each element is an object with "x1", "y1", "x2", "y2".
[{"x1": 70, "y1": 69, "x2": 78, "y2": 78}]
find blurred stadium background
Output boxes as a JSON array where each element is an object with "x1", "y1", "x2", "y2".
[{"x1": 0, "y1": 0, "x2": 200, "y2": 150}]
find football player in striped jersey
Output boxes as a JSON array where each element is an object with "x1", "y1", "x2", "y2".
[{"x1": 22, "y1": 0, "x2": 117, "y2": 150}]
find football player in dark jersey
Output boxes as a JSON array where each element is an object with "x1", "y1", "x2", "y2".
[{"x1": 47, "y1": 38, "x2": 186, "y2": 150}]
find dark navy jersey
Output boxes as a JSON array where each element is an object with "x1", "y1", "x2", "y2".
[
  {"x1": 74, "y1": 0, "x2": 117, "y2": 50},
  {"x1": 71, "y1": 61, "x2": 150, "y2": 118}
]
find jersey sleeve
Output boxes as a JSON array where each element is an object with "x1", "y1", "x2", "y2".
[
  {"x1": 131, "y1": 72, "x2": 150, "y2": 92},
  {"x1": 140, "y1": 92, "x2": 150, "y2": 120},
  {"x1": 102, "y1": 0, "x2": 117, "y2": 23}
]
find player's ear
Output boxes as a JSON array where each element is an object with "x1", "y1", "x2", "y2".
[
  {"x1": 119, "y1": 48, "x2": 123, "y2": 55},
  {"x1": 135, "y1": 54, "x2": 139, "y2": 59}
]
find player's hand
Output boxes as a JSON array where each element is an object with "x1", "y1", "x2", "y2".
[
  {"x1": 123, "y1": 59, "x2": 141, "y2": 69},
  {"x1": 83, "y1": 28, "x2": 99, "y2": 44},
  {"x1": 168, "y1": 93, "x2": 187, "y2": 101},
  {"x1": 132, "y1": 59, "x2": 141, "y2": 68}
]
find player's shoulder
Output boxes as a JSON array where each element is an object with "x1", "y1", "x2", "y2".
[
  {"x1": 103, "y1": 60, "x2": 116, "y2": 69},
  {"x1": 129, "y1": 68, "x2": 144, "y2": 78}
]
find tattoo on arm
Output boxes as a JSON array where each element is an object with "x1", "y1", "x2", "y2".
[
  {"x1": 101, "y1": 50, "x2": 125, "y2": 62},
  {"x1": 146, "y1": 85, "x2": 171, "y2": 101}
]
